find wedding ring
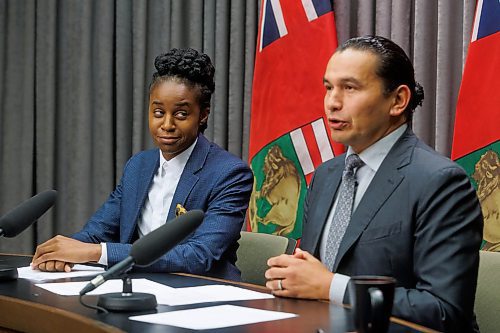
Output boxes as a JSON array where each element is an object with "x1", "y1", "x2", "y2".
[{"x1": 277, "y1": 279, "x2": 283, "y2": 291}]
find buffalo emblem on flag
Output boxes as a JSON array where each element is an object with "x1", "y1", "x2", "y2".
[
  {"x1": 248, "y1": 118, "x2": 335, "y2": 239},
  {"x1": 472, "y1": 150, "x2": 500, "y2": 251}
]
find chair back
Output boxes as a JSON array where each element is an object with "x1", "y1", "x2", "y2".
[
  {"x1": 475, "y1": 250, "x2": 500, "y2": 333},
  {"x1": 236, "y1": 231, "x2": 296, "y2": 286}
]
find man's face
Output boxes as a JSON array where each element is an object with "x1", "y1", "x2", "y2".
[
  {"x1": 323, "y1": 49, "x2": 403, "y2": 153},
  {"x1": 149, "y1": 80, "x2": 208, "y2": 160}
]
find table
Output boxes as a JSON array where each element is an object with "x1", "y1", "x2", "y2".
[{"x1": 0, "y1": 254, "x2": 436, "y2": 332}]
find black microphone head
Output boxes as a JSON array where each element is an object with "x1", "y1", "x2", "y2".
[
  {"x1": 130, "y1": 209, "x2": 204, "y2": 266},
  {"x1": 0, "y1": 190, "x2": 57, "y2": 237}
]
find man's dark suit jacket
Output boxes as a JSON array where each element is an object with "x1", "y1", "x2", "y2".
[
  {"x1": 73, "y1": 134, "x2": 253, "y2": 281},
  {"x1": 301, "y1": 128, "x2": 483, "y2": 332}
]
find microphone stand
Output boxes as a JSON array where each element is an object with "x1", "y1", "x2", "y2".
[
  {"x1": 96, "y1": 274, "x2": 157, "y2": 312},
  {"x1": 0, "y1": 264, "x2": 18, "y2": 281},
  {"x1": 0, "y1": 231, "x2": 19, "y2": 280}
]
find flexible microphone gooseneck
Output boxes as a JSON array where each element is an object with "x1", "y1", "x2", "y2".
[
  {"x1": 0, "y1": 190, "x2": 58, "y2": 282},
  {"x1": 80, "y1": 209, "x2": 205, "y2": 312}
]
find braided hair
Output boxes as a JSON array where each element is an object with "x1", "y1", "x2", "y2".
[{"x1": 151, "y1": 48, "x2": 215, "y2": 132}]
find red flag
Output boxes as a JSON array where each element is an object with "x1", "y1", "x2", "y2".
[
  {"x1": 248, "y1": 0, "x2": 343, "y2": 239},
  {"x1": 452, "y1": 0, "x2": 500, "y2": 251}
]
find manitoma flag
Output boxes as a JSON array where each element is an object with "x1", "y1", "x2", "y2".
[
  {"x1": 452, "y1": 0, "x2": 499, "y2": 251},
  {"x1": 248, "y1": 0, "x2": 343, "y2": 239}
]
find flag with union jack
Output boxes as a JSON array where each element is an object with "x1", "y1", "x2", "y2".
[
  {"x1": 452, "y1": 0, "x2": 500, "y2": 251},
  {"x1": 248, "y1": 0, "x2": 342, "y2": 239}
]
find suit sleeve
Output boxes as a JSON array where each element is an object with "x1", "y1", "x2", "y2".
[
  {"x1": 106, "y1": 161, "x2": 253, "y2": 277},
  {"x1": 392, "y1": 166, "x2": 483, "y2": 332}
]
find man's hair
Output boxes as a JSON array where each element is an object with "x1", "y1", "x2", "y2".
[
  {"x1": 150, "y1": 48, "x2": 215, "y2": 132},
  {"x1": 337, "y1": 36, "x2": 424, "y2": 122}
]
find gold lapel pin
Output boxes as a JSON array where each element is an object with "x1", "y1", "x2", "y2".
[{"x1": 175, "y1": 204, "x2": 188, "y2": 217}]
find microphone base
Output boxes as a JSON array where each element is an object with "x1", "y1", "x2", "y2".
[
  {"x1": 97, "y1": 292, "x2": 157, "y2": 312},
  {"x1": 0, "y1": 265, "x2": 18, "y2": 281}
]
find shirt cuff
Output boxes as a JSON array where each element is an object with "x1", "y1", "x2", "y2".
[
  {"x1": 329, "y1": 273, "x2": 350, "y2": 305},
  {"x1": 98, "y1": 243, "x2": 108, "y2": 266}
]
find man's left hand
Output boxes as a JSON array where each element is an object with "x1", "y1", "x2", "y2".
[{"x1": 265, "y1": 248, "x2": 333, "y2": 300}]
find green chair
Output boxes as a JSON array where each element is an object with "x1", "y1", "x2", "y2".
[
  {"x1": 236, "y1": 231, "x2": 297, "y2": 286},
  {"x1": 475, "y1": 250, "x2": 500, "y2": 333}
]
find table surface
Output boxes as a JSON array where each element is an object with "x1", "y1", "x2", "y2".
[{"x1": 0, "y1": 254, "x2": 435, "y2": 333}]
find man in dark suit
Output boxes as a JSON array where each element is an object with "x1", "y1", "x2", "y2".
[
  {"x1": 265, "y1": 36, "x2": 483, "y2": 332},
  {"x1": 32, "y1": 48, "x2": 253, "y2": 281}
]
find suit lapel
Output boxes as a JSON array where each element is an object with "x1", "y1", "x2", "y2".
[
  {"x1": 167, "y1": 134, "x2": 208, "y2": 220},
  {"x1": 136, "y1": 153, "x2": 158, "y2": 210},
  {"x1": 309, "y1": 157, "x2": 344, "y2": 256},
  {"x1": 124, "y1": 150, "x2": 158, "y2": 243},
  {"x1": 333, "y1": 129, "x2": 416, "y2": 270}
]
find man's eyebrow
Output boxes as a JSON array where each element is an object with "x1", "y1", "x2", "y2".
[
  {"x1": 339, "y1": 77, "x2": 362, "y2": 84},
  {"x1": 323, "y1": 76, "x2": 363, "y2": 86}
]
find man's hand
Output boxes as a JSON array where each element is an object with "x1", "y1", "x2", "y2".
[
  {"x1": 265, "y1": 248, "x2": 333, "y2": 300},
  {"x1": 32, "y1": 235, "x2": 101, "y2": 271}
]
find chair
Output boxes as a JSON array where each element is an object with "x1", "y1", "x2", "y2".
[
  {"x1": 236, "y1": 231, "x2": 297, "y2": 286},
  {"x1": 475, "y1": 250, "x2": 500, "y2": 333}
]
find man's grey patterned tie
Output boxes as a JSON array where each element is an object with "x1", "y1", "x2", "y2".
[{"x1": 324, "y1": 154, "x2": 365, "y2": 270}]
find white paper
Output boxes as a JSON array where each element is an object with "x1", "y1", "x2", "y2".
[
  {"x1": 18, "y1": 264, "x2": 104, "y2": 281},
  {"x1": 129, "y1": 304, "x2": 297, "y2": 329},
  {"x1": 163, "y1": 285, "x2": 274, "y2": 306},
  {"x1": 35, "y1": 279, "x2": 273, "y2": 306},
  {"x1": 35, "y1": 278, "x2": 173, "y2": 296}
]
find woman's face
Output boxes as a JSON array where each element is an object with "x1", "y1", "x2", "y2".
[{"x1": 148, "y1": 80, "x2": 208, "y2": 160}]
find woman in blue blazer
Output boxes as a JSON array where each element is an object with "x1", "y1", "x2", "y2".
[{"x1": 32, "y1": 48, "x2": 253, "y2": 281}]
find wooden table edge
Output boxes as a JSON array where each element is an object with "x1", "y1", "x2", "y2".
[{"x1": 0, "y1": 295, "x2": 124, "y2": 333}]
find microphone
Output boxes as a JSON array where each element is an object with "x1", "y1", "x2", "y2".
[
  {"x1": 79, "y1": 256, "x2": 134, "y2": 296},
  {"x1": 0, "y1": 190, "x2": 58, "y2": 282},
  {"x1": 80, "y1": 209, "x2": 205, "y2": 297},
  {"x1": 131, "y1": 209, "x2": 205, "y2": 266},
  {"x1": 0, "y1": 189, "x2": 58, "y2": 238}
]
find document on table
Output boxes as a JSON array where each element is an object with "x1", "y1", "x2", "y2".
[
  {"x1": 35, "y1": 279, "x2": 274, "y2": 305},
  {"x1": 17, "y1": 264, "x2": 104, "y2": 282},
  {"x1": 164, "y1": 285, "x2": 274, "y2": 306},
  {"x1": 35, "y1": 278, "x2": 173, "y2": 296},
  {"x1": 129, "y1": 304, "x2": 297, "y2": 329}
]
